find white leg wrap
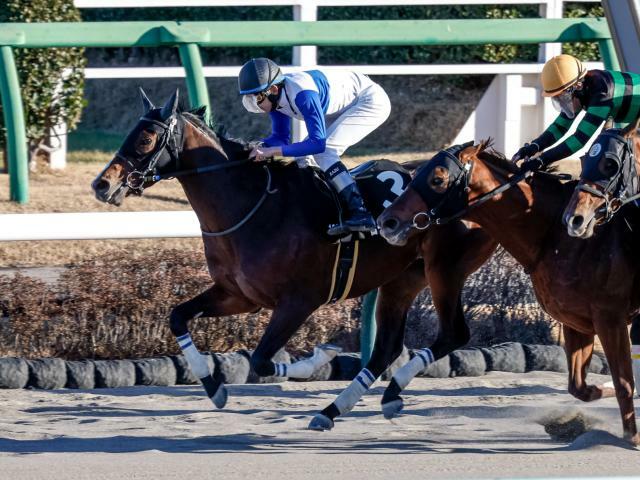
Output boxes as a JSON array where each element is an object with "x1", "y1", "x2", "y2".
[
  {"x1": 334, "y1": 368, "x2": 376, "y2": 415},
  {"x1": 274, "y1": 346, "x2": 337, "y2": 379},
  {"x1": 177, "y1": 333, "x2": 211, "y2": 379},
  {"x1": 632, "y1": 345, "x2": 640, "y2": 397},
  {"x1": 393, "y1": 348, "x2": 434, "y2": 390}
]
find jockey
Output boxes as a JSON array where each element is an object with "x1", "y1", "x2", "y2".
[
  {"x1": 238, "y1": 57, "x2": 391, "y2": 236},
  {"x1": 513, "y1": 54, "x2": 640, "y2": 170}
]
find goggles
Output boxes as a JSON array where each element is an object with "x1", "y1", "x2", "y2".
[
  {"x1": 242, "y1": 91, "x2": 269, "y2": 114},
  {"x1": 551, "y1": 87, "x2": 579, "y2": 119}
]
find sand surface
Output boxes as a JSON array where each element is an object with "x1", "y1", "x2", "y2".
[{"x1": 0, "y1": 372, "x2": 638, "y2": 479}]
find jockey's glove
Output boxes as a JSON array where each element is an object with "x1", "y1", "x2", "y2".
[
  {"x1": 512, "y1": 142, "x2": 540, "y2": 162},
  {"x1": 519, "y1": 157, "x2": 544, "y2": 174}
]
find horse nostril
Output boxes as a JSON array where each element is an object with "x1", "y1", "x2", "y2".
[
  {"x1": 92, "y1": 179, "x2": 110, "y2": 194},
  {"x1": 570, "y1": 215, "x2": 584, "y2": 229},
  {"x1": 383, "y1": 217, "x2": 400, "y2": 232}
]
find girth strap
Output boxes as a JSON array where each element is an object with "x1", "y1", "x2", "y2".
[{"x1": 325, "y1": 240, "x2": 360, "y2": 304}]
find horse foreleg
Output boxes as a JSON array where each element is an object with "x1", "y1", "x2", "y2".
[
  {"x1": 595, "y1": 319, "x2": 639, "y2": 445},
  {"x1": 563, "y1": 325, "x2": 613, "y2": 402},
  {"x1": 250, "y1": 297, "x2": 319, "y2": 379},
  {"x1": 309, "y1": 263, "x2": 425, "y2": 431},
  {"x1": 169, "y1": 284, "x2": 257, "y2": 409}
]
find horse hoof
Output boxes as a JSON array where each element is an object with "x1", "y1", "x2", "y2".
[
  {"x1": 211, "y1": 384, "x2": 228, "y2": 409},
  {"x1": 382, "y1": 398, "x2": 403, "y2": 419},
  {"x1": 308, "y1": 414, "x2": 334, "y2": 431}
]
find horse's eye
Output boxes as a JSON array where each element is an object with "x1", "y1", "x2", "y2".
[
  {"x1": 140, "y1": 138, "x2": 152, "y2": 146},
  {"x1": 431, "y1": 177, "x2": 444, "y2": 186}
]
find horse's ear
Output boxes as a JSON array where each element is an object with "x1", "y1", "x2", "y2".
[
  {"x1": 139, "y1": 87, "x2": 155, "y2": 114},
  {"x1": 191, "y1": 105, "x2": 207, "y2": 119},
  {"x1": 160, "y1": 89, "x2": 179, "y2": 121}
]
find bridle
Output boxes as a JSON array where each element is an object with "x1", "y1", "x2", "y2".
[
  {"x1": 576, "y1": 129, "x2": 640, "y2": 225},
  {"x1": 112, "y1": 112, "x2": 278, "y2": 237},
  {"x1": 409, "y1": 145, "x2": 534, "y2": 231}
]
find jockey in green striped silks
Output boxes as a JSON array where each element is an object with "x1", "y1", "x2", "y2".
[{"x1": 513, "y1": 54, "x2": 640, "y2": 172}]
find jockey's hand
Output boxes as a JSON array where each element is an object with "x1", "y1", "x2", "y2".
[
  {"x1": 249, "y1": 146, "x2": 280, "y2": 162},
  {"x1": 512, "y1": 142, "x2": 540, "y2": 162},
  {"x1": 519, "y1": 156, "x2": 544, "y2": 174}
]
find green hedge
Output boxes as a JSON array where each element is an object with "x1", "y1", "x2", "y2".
[{"x1": 0, "y1": 0, "x2": 86, "y2": 154}]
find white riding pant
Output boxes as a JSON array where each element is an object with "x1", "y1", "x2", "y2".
[{"x1": 296, "y1": 83, "x2": 391, "y2": 191}]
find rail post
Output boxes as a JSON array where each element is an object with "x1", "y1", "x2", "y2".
[
  {"x1": 0, "y1": 45, "x2": 29, "y2": 203},
  {"x1": 360, "y1": 290, "x2": 377, "y2": 367},
  {"x1": 178, "y1": 43, "x2": 211, "y2": 122}
]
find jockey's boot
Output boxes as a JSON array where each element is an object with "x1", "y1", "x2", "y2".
[{"x1": 327, "y1": 183, "x2": 377, "y2": 236}]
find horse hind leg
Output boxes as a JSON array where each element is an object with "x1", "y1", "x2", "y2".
[
  {"x1": 309, "y1": 263, "x2": 425, "y2": 431},
  {"x1": 169, "y1": 285, "x2": 257, "y2": 409}
]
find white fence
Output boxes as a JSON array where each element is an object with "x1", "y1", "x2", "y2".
[{"x1": 6, "y1": 0, "x2": 601, "y2": 241}]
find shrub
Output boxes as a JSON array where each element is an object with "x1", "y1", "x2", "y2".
[{"x1": 0, "y1": 0, "x2": 86, "y2": 167}]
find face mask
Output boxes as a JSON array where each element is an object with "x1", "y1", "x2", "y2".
[
  {"x1": 242, "y1": 94, "x2": 265, "y2": 114},
  {"x1": 551, "y1": 89, "x2": 579, "y2": 119}
]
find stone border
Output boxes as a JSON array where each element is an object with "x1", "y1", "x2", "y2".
[{"x1": 0, "y1": 342, "x2": 608, "y2": 390}]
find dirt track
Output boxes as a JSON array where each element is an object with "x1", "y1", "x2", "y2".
[{"x1": 0, "y1": 373, "x2": 638, "y2": 480}]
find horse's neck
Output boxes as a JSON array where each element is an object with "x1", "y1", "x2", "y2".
[
  {"x1": 467, "y1": 161, "x2": 562, "y2": 270},
  {"x1": 175, "y1": 118, "x2": 267, "y2": 236}
]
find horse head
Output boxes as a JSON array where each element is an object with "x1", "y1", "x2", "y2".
[
  {"x1": 91, "y1": 88, "x2": 183, "y2": 205},
  {"x1": 377, "y1": 140, "x2": 488, "y2": 245},
  {"x1": 563, "y1": 125, "x2": 640, "y2": 239}
]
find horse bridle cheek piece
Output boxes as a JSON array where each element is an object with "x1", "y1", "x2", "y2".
[{"x1": 117, "y1": 114, "x2": 183, "y2": 193}]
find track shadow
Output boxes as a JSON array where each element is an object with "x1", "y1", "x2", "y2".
[{"x1": 0, "y1": 432, "x2": 564, "y2": 455}]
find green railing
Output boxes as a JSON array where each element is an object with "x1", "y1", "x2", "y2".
[{"x1": 0, "y1": 18, "x2": 616, "y2": 204}]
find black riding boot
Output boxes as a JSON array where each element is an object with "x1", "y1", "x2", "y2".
[{"x1": 327, "y1": 183, "x2": 377, "y2": 236}]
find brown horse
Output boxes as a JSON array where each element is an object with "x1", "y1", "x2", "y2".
[
  {"x1": 91, "y1": 90, "x2": 496, "y2": 428},
  {"x1": 378, "y1": 141, "x2": 640, "y2": 445}
]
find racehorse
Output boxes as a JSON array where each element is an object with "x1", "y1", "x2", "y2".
[
  {"x1": 377, "y1": 141, "x2": 640, "y2": 445},
  {"x1": 91, "y1": 90, "x2": 496, "y2": 426}
]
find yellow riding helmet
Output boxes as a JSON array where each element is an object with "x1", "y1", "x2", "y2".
[{"x1": 541, "y1": 54, "x2": 587, "y2": 97}]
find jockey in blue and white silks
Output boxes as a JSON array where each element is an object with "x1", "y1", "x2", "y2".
[{"x1": 238, "y1": 57, "x2": 391, "y2": 236}]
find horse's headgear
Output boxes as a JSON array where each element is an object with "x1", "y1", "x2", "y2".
[{"x1": 581, "y1": 128, "x2": 637, "y2": 198}]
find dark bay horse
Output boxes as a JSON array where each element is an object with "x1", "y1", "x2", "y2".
[
  {"x1": 91, "y1": 90, "x2": 496, "y2": 427},
  {"x1": 378, "y1": 141, "x2": 640, "y2": 445}
]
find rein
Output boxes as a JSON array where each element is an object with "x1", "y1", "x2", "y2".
[{"x1": 411, "y1": 166, "x2": 534, "y2": 230}]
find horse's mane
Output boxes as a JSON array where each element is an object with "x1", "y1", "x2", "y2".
[
  {"x1": 182, "y1": 108, "x2": 290, "y2": 168},
  {"x1": 475, "y1": 139, "x2": 521, "y2": 175}
]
